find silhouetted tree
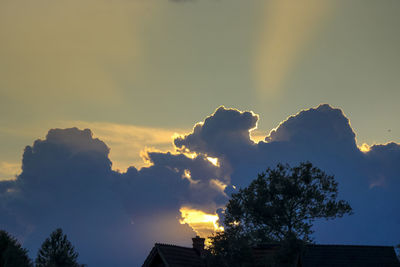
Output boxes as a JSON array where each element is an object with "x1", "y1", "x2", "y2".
[
  {"x1": 0, "y1": 230, "x2": 33, "y2": 267},
  {"x1": 35, "y1": 228, "x2": 85, "y2": 267},
  {"x1": 208, "y1": 162, "x2": 353, "y2": 266}
]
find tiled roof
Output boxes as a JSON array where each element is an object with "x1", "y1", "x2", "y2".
[
  {"x1": 301, "y1": 244, "x2": 400, "y2": 267},
  {"x1": 143, "y1": 243, "x2": 205, "y2": 267},
  {"x1": 143, "y1": 242, "x2": 400, "y2": 267}
]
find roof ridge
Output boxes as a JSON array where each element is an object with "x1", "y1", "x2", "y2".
[
  {"x1": 155, "y1": 243, "x2": 194, "y2": 249},
  {"x1": 306, "y1": 244, "x2": 395, "y2": 248},
  {"x1": 255, "y1": 243, "x2": 397, "y2": 249}
]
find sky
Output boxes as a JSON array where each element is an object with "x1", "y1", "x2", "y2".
[{"x1": 0, "y1": 0, "x2": 399, "y2": 266}]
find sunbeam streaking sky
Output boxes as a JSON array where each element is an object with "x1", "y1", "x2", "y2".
[{"x1": 0, "y1": 0, "x2": 399, "y2": 266}]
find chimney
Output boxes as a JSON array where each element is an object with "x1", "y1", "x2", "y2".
[{"x1": 192, "y1": 236, "x2": 205, "y2": 256}]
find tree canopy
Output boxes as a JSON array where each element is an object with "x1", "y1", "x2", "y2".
[
  {"x1": 208, "y1": 162, "x2": 353, "y2": 266},
  {"x1": 0, "y1": 230, "x2": 33, "y2": 267},
  {"x1": 35, "y1": 228, "x2": 85, "y2": 267}
]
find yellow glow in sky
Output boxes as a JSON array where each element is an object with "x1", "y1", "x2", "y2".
[
  {"x1": 250, "y1": 129, "x2": 266, "y2": 143},
  {"x1": 179, "y1": 206, "x2": 223, "y2": 242},
  {"x1": 63, "y1": 121, "x2": 186, "y2": 171},
  {"x1": 0, "y1": 0, "x2": 158, "y2": 106},
  {"x1": 206, "y1": 156, "x2": 219, "y2": 167},
  {"x1": 0, "y1": 161, "x2": 20, "y2": 181},
  {"x1": 359, "y1": 143, "x2": 371, "y2": 153},
  {"x1": 180, "y1": 151, "x2": 199, "y2": 160},
  {"x1": 255, "y1": 0, "x2": 335, "y2": 96},
  {"x1": 181, "y1": 169, "x2": 199, "y2": 185}
]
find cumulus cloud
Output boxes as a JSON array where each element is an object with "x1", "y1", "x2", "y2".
[
  {"x1": 174, "y1": 106, "x2": 258, "y2": 158},
  {"x1": 364, "y1": 142, "x2": 400, "y2": 190},
  {"x1": 0, "y1": 104, "x2": 399, "y2": 266},
  {"x1": 0, "y1": 127, "x2": 224, "y2": 266},
  {"x1": 0, "y1": 128, "x2": 131, "y2": 265},
  {"x1": 265, "y1": 104, "x2": 356, "y2": 147},
  {"x1": 60, "y1": 120, "x2": 187, "y2": 171},
  {"x1": 175, "y1": 104, "x2": 400, "y2": 245}
]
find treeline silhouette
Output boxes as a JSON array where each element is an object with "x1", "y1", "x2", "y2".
[
  {"x1": 0, "y1": 228, "x2": 85, "y2": 267},
  {"x1": 206, "y1": 162, "x2": 353, "y2": 266}
]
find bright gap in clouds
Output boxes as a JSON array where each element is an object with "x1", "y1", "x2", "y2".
[
  {"x1": 250, "y1": 129, "x2": 267, "y2": 143},
  {"x1": 61, "y1": 121, "x2": 189, "y2": 171},
  {"x1": 179, "y1": 206, "x2": 224, "y2": 244},
  {"x1": 359, "y1": 143, "x2": 371, "y2": 153},
  {"x1": 0, "y1": 118, "x2": 264, "y2": 181},
  {"x1": 206, "y1": 157, "x2": 219, "y2": 167}
]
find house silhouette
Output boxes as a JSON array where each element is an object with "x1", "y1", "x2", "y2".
[{"x1": 143, "y1": 236, "x2": 400, "y2": 267}]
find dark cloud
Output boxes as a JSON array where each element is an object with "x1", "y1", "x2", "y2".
[
  {"x1": 116, "y1": 151, "x2": 228, "y2": 215},
  {"x1": 174, "y1": 106, "x2": 258, "y2": 158},
  {"x1": 0, "y1": 128, "x2": 135, "y2": 265},
  {"x1": 265, "y1": 104, "x2": 357, "y2": 152},
  {"x1": 176, "y1": 104, "x2": 400, "y2": 245},
  {"x1": 0, "y1": 127, "x2": 223, "y2": 266},
  {"x1": 0, "y1": 105, "x2": 399, "y2": 266}
]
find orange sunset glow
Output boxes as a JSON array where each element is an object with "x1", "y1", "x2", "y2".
[{"x1": 179, "y1": 206, "x2": 224, "y2": 243}]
